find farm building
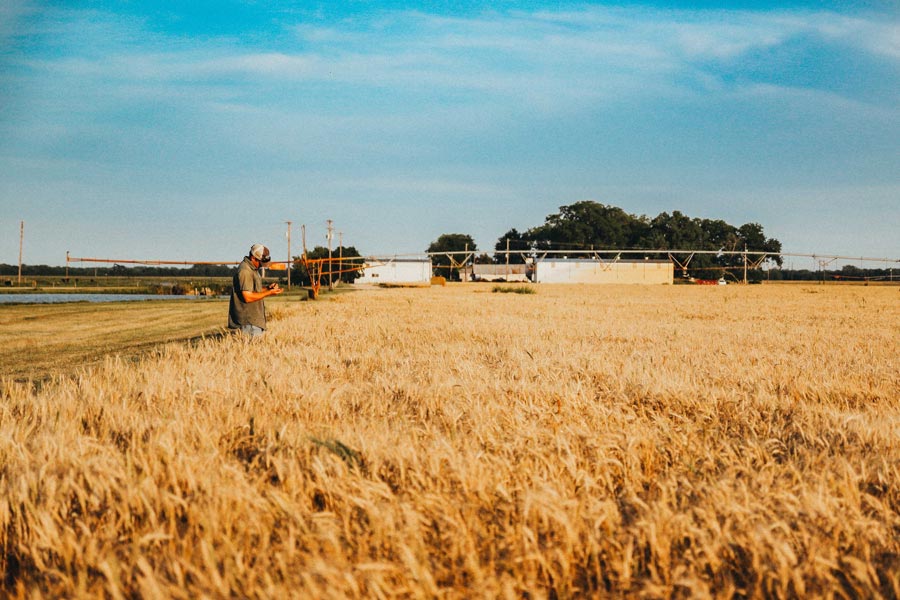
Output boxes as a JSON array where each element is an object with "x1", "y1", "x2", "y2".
[
  {"x1": 355, "y1": 258, "x2": 433, "y2": 285},
  {"x1": 460, "y1": 263, "x2": 530, "y2": 282},
  {"x1": 532, "y1": 258, "x2": 673, "y2": 284}
]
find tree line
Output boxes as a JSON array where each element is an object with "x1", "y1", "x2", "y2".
[
  {"x1": 5, "y1": 202, "x2": 891, "y2": 285},
  {"x1": 5, "y1": 261, "x2": 890, "y2": 286},
  {"x1": 0, "y1": 263, "x2": 237, "y2": 278},
  {"x1": 0, "y1": 247, "x2": 369, "y2": 287},
  {"x1": 428, "y1": 201, "x2": 785, "y2": 281}
]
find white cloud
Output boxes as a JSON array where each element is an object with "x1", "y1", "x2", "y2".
[
  {"x1": 810, "y1": 13, "x2": 900, "y2": 59},
  {"x1": 738, "y1": 82, "x2": 900, "y2": 120},
  {"x1": 229, "y1": 9, "x2": 893, "y2": 105},
  {"x1": 195, "y1": 52, "x2": 321, "y2": 77},
  {"x1": 16, "y1": 5, "x2": 897, "y2": 113}
]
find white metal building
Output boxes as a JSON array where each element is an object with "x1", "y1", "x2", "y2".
[
  {"x1": 460, "y1": 263, "x2": 530, "y2": 282},
  {"x1": 355, "y1": 258, "x2": 433, "y2": 285},
  {"x1": 532, "y1": 259, "x2": 673, "y2": 284}
]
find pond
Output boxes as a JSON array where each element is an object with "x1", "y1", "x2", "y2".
[{"x1": 0, "y1": 294, "x2": 223, "y2": 305}]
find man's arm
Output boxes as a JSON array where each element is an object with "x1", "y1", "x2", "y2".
[{"x1": 242, "y1": 283, "x2": 283, "y2": 303}]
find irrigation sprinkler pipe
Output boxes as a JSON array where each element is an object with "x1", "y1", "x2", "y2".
[
  {"x1": 65, "y1": 249, "x2": 900, "y2": 282},
  {"x1": 67, "y1": 257, "x2": 240, "y2": 266},
  {"x1": 66, "y1": 249, "x2": 900, "y2": 265}
]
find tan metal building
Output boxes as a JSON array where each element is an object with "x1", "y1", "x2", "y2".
[{"x1": 532, "y1": 258, "x2": 673, "y2": 284}]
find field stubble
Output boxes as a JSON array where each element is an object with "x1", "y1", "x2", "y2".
[{"x1": 1, "y1": 284, "x2": 898, "y2": 598}]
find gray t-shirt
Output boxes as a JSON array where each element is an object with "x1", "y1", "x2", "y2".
[{"x1": 228, "y1": 257, "x2": 266, "y2": 329}]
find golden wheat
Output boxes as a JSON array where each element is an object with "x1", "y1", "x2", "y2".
[{"x1": 1, "y1": 284, "x2": 898, "y2": 598}]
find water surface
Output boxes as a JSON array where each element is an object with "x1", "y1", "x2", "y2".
[{"x1": 0, "y1": 294, "x2": 216, "y2": 305}]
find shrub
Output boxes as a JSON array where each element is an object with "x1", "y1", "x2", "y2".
[{"x1": 492, "y1": 285, "x2": 535, "y2": 294}]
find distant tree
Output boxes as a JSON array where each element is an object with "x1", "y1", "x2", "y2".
[
  {"x1": 648, "y1": 211, "x2": 704, "y2": 249},
  {"x1": 737, "y1": 223, "x2": 783, "y2": 267},
  {"x1": 501, "y1": 200, "x2": 784, "y2": 281},
  {"x1": 644, "y1": 212, "x2": 717, "y2": 277},
  {"x1": 427, "y1": 234, "x2": 476, "y2": 281},
  {"x1": 558, "y1": 201, "x2": 638, "y2": 247},
  {"x1": 332, "y1": 245, "x2": 364, "y2": 283},
  {"x1": 292, "y1": 245, "x2": 363, "y2": 286},
  {"x1": 518, "y1": 201, "x2": 651, "y2": 251},
  {"x1": 494, "y1": 228, "x2": 530, "y2": 264},
  {"x1": 187, "y1": 264, "x2": 236, "y2": 277},
  {"x1": 1, "y1": 263, "x2": 68, "y2": 276}
]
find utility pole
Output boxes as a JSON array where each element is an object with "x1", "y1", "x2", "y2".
[
  {"x1": 743, "y1": 245, "x2": 748, "y2": 285},
  {"x1": 301, "y1": 224, "x2": 307, "y2": 289},
  {"x1": 326, "y1": 219, "x2": 334, "y2": 290},
  {"x1": 464, "y1": 243, "x2": 468, "y2": 282},
  {"x1": 506, "y1": 238, "x2": 510, "y2": 280},
  {"x1": 338, "y1": 231, "x2": 343, "y2": 285},
  {"x1": 285, "y1": 221, "x2": 292, "y2": 291},
  {"x1": 18, "y1": 221, "x2": 24, "y2": 286}
]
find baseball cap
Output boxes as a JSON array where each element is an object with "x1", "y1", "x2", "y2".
[{"x1": 249, "y1": 244, "x2": 271, "y2": 263}]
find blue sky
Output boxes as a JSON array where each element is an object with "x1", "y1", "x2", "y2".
[{"x1": 1, "y1": 1, "x2": 898, "y2": 267}]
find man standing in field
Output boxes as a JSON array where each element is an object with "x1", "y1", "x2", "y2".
[{"x1": 228, "y1": 244, "x2": 283, "y2": 338}]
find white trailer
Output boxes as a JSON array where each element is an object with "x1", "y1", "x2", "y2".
[
  {"x1": 355, "y1": 258, "x2": 433, "y2": 285},
  {"x1": 533, "y1": 258, "x2": 673, "y2": 284}
]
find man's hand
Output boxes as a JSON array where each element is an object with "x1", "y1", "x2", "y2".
[{"x1": 242, "y1": 283, "x2": 282, "y2": 303}]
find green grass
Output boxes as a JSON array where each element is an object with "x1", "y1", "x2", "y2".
[{"x1": 491, "y1": 285, "x2": 536, "y2": 294}]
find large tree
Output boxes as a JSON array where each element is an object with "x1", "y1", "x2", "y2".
[
  {"x1": 530, "y1": 201, "x2": 641, "y2": 250},
  {"x1": 494, "y1": 228, "x2": 531, "y2": 264},
  {"x1": 427, "y1": 234, "x2": 476, "y2": 281},
  {"x1": 498, "y1": 201, "x2": 652, "y2": 253},
  {"x1": 499, "y1": 200, "x2": 783, "y2": 279}
]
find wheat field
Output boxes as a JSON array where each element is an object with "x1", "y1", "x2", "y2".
[{"x1": 1, "y1": 284, "x2": 898, "y2": 598}]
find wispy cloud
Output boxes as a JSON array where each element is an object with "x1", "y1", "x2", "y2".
[
  {"x1": 3, "y1": 3, "x2": 895, "y2": 195},
  {"x1": 0, "y1": 0, "x2": 35, "y2": 45},
  {"x1": 2, "y1": 3, "x2": 898, "y2": 263},
  {"x1": 11, "y1": 5, "x2": 897, "y2": 112}
]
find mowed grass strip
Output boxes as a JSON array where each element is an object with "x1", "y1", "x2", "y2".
[{"x1": 0, "y1": 299, "x2": 230, "y2": 380}]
